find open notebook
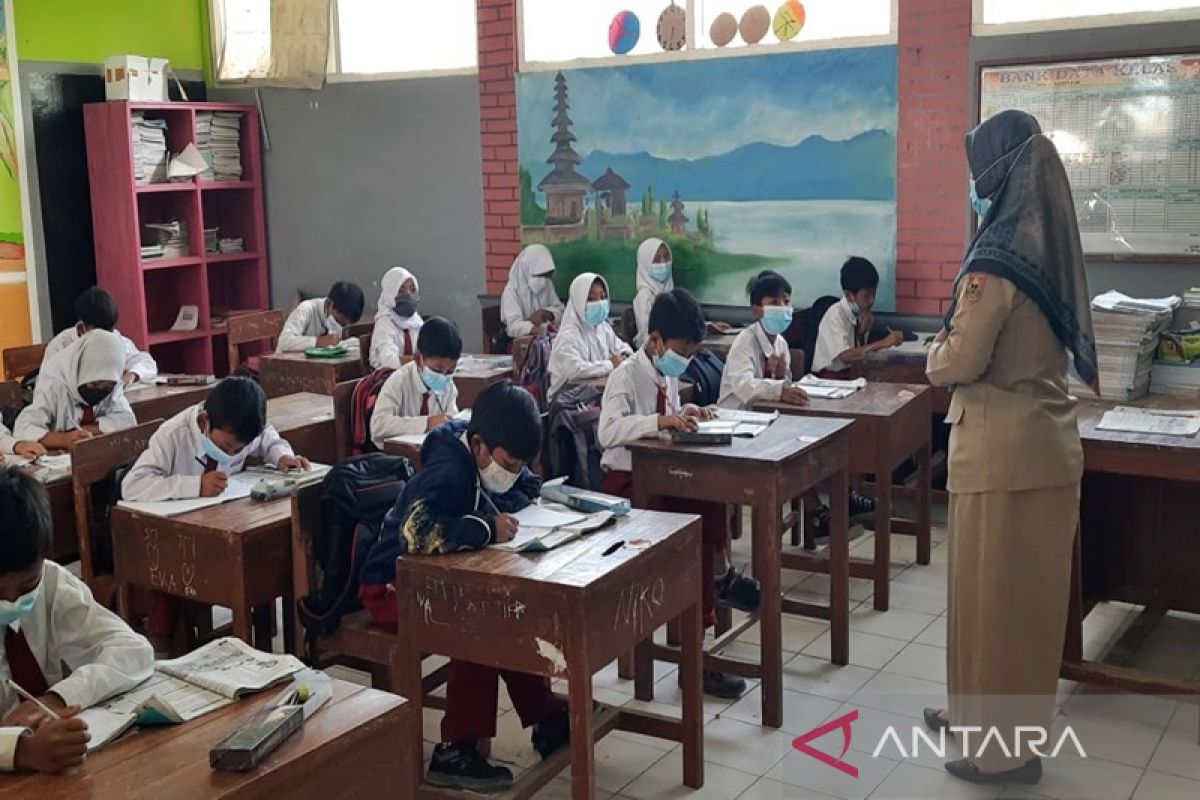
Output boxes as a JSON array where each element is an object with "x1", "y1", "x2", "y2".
[
  {"x1": 6, "y1": 453, "x2": 72, "y2": 484},
  {"x1": 116, "y1": 463, "x2": 331, "y2": 518},
  {"x1": 695, "y1": 408, "x2": 779, "y2": 438},
  {"x1": 1097, "y1": 406, "x2": 1200, "y2": 437},
  {"x1": 385, "y1": 409, "x2": 473, "y2": 449},
  {"x1": 490, "y1": 503, "x2": 615, "y2": 553},
  {"x1": 798, "y1": 375, "x2": 867, "y2": 399},
  {"x1": 80, "y1": 637, "x2": 305, "y2": 751}
]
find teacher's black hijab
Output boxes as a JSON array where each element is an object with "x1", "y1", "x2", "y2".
[{"x1": 948, "y1": 109, "x2": 1099, "y2": 394}]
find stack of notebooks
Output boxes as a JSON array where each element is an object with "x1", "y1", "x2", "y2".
[
  {"x1": 1151, "y1": 361, "x2": 1200, "y2": 397},
  {"x1": 142, "y1": 220, "x2": 189, "y2": 259},
  {"x1": 204, "y1": 226, "x2": 219, "y2": 253},
  {"x1": 218, "y1": 237, "x2": 245, "y2": 253},
  {"x1": 131, "y1": 113, "x2": 168, "y2": 184},
  {"x1": 196, "y1": 111, "x2": 244, "y2": 181},
  {"x1": 1073, "y1": 291, "x2": 1179, "y2": 401}
]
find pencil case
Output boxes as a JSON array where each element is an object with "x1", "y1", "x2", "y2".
[{"x1": 210, "y1": 704, "x2": 303, "y2": 771}]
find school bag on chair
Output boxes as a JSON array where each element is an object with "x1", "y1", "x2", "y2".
[
  {"x1": 683, "y1": 349, "x2": 725, "y2": 407},
  {"x1": 296, "y1": 453, "x2": 412, "y2": 643},
  {"x1": 518, "y1": 331, "x2": 554, "y2": 411},
  {"x1": 545, "y1": 384, "x2": 604, "y2": 490},
  {"x1": 349, "y1": 368, "x2": 395, "y2": 456}
]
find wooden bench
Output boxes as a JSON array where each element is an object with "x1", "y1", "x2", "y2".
[{"x1": 2, "y1": 343, "x2": 45, "y2": 380}]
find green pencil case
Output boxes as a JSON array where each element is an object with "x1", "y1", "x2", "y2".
[{"x1": 304, "y1": 346, "x2": 349, "y2": 359}]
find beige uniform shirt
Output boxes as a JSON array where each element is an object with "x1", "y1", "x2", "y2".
[{"x1": 926, "y1": 273, "x2": 1082, "y2": 494}]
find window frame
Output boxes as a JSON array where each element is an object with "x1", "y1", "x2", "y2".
[
  {"x1": 972, "y1": 0, "x2": 1200, "y2": 37},
  {"x1": 327, "y1": 0, "x2": 481, "y2": 82}
]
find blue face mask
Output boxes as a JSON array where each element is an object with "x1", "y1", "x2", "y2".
[
  {"x1": 969, "y1": 179, "x2": 992, "y2": 218},
  {"x1": 760, "y1": 305, "x2": 794, "y2": 336},
  {"x1": 421, "y1": 365, "x2": 454, "y2": 393},
  {"x1": 585, "y1": 299, "x2": 609, "y2": 326},
  {"x1": 201, "y1": 434, "x2": 235, "y2": 465},
  {"x1": 652, "y1": 347, "x2": 691, "y2": 379},
  {"x1": 0, "y1": 581, "x2": 41, "y2": 628},
  {"x1": 650, "y1": 263, "x2": 672, "y2": 284}
]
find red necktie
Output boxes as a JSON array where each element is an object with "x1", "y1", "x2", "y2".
[
  {"x1": 403, "y1": 330, "x2": 413, "y2": 357},
  {"x1": 79, "y1": 405, "x2": 97, "y2": 427},
  {"x1": 203, "y1": 457, "x2": 219, "y2": 473},
  {"x1": 5, "y1": 627, "x2": 49, "y2": 698},
  {"x1": 420, "y1": 394, "x2": 430, "y2": 416},
  {"x1": 656, "y1": 385, "x2": 667, "y2": 415}
]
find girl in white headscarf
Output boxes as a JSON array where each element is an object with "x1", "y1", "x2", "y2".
[
  {"x1": 370, "y1": 266, "x2": 424, "y2": 370},
  {"x1": 547, "y1": 272, "x2": 632, "y2": 399},
  {"x1": 15, "y1": 329, "x2": 135, "y2": 449},
  {"x1": 500, "y1": 245, "x2": 565, "y2": 339},
  {"x1": 632, "y1": 238, "x2": 674, "y2": 348}
]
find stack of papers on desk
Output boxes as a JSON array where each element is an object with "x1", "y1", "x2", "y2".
[
  {"x1": 8, "y1": 453, "x2": 72, "y2": 483},
  {"x1": 798, "y1": 375, "x2": 867, "y2": 399},
  {"x1": 1151, "y1": 361, "x2": 1200, "y2": 397},
  {"x1": 1077, "y1": 292, "x2": 1179, "y2": 401},
  {"x1": 1097, "y1": 406, "x2": 1200, "y2": 437},
  {"x1": 491, "y1": 504, "x2": 614, "y2": 553}
]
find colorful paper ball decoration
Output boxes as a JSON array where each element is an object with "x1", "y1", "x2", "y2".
[
  {"x1": 710, "y1": 12, "x2": 738, "y2": 47},
  {"x1": 657, "y1": 3, "x2": 687, "y2": 51},
  {"x1": 739, "y1": 5, "x2": 772, "y2": 45},
  {"x1": 608, "y1": 11, "x2": 641, "y2": 55},
  {"x1": 773, "y1": 0, "x2": 806, "y2": 41}
]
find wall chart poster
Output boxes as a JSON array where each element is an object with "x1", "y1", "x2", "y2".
[{"x1": 981, "y1": 55, "x2": 1200, "y2": 258}]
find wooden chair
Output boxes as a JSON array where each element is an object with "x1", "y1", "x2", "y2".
[
  {"x1": 481, "y1": 304, "x2": 505, "y2": 354},
  {"x1": 344, "y1": 321, "x2": 373, "y2": 340},
  {"x1": 357, "y1": 332, "x2": 373, "y2": 372},
  {"x1": 226, "y1": 310, "x2": 283, "y2": 375},
  {"x1": 333, "y1": 378, "x2": 359, "y2": 460},
  {"x1": 3, "y1": 343, "x2": 46, "y2": 381},
  {"x1": 71, "y1": 420, "x2": 163, "y2": 608},
  {"x1": 0, "y1": 380, "x2": 22, "y2": 408}
]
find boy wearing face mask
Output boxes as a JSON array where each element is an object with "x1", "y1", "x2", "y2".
[
  {"x1": 598, "y1": 288, "x2": 762, "y2": 700},
  {"x1": 369, "y1": 317, "x2": 461, "y2": 450},
  {"x1": 0, "y1": 468, "x2": 154, "y2": 773},
  {"x1": 121, "y1": 377, "x2": 309, "y2": 502},
  {"x1": 718, "y1": 271, "x2": 810, "y2": 409},
  {"x1": 812, "y1": 257, "x2": 904, "y2": 375},
  {"x1": 358, "y1": 381, "x2": 569, "y2": 792},
  {"x1": 277, "y1": 281, "x2": 366, "y2": 353}
]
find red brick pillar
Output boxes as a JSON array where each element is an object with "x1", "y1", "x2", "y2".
[
  {"x1": 895, "y1": 0, "x2": 973, "y2": 315},
  {"x1": 477, "y1": 0, "x2": 521, "y2": 294}
]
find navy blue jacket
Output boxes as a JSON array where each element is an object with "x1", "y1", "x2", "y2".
[{"x1": 359, "y1": 421, "x2": 541, "y2": 587}]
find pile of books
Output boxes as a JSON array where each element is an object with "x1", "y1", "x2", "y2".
[
  {"x1": 141, "y1": 220, "x2": 189, "y2": 259},
  {"x1": 131, "y1": 113, "x2": 168, "y2": 184},
  {"x1": 217, "y1": 237, "x2": 244, "y2": 253},
  {"x1": 1074, "y1": 291, "x2": 1179, "y2": 401},
  {"x1": 196, "y1": 111, "x2": 243, "y2": 182},
  {"x1": 204, "y1": 227, "x2": 219, "y2": 253}
]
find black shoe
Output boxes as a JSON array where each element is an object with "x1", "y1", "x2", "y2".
[
  {"x1": 945, "y1": 757, "x2": 1042, "y2": 786},
  {"x1": 923, "y1": 708, "x2": 949, "y2": 732},
  {"x1": 716, "y1": 566, "x2": 761, "y2": 613},
  {"x1": 805, "y1": 506, "x2": 831, "y2": 550},
  {"x1": 531, "y1": 708, "x2": 571, "y2": 759},
  {"x1": 427, "y1": 742, "x2": 514, "y2": 792},
  {"x1": 848, "y1": 490, "x2": 875, "y2": 522},
  {"x1": 702, "y1": 670, "x2": 747, "y2": 699}
]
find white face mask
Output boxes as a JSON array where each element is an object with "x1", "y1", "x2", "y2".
[
  {"x1": 324, "y1": 315, "x2": 343, "y2": 335},
  {"x1": 480, "y1": 458, "x2": 519, "y2": 495}
]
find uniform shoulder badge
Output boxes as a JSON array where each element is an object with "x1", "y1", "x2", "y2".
[{"x1": 964, "y1": 273, "x2": 988, "y2": 306}]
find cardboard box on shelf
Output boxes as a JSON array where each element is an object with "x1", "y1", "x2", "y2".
[{"x1": 105, "y1": 55, "x2": 169, "y2": 102}]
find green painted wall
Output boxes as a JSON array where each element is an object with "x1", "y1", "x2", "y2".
[{"x1": 13, "y1": 0, "x2": 205, "y2": 69}]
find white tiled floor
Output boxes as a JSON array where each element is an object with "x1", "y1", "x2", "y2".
[{"x1": 328, "y1": 506, "x2": 1200, "y2": 799}]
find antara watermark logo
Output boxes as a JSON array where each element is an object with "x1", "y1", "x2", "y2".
[{"x1": 792, "y1": 710, "x2": 1087, "y2": 777}]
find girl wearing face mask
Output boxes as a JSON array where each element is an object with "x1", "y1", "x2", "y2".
[
  {"x1": 632, "y1": 238, "x2": 674, "y2": 349},
  {"x1": 500, "y1": 245, "x2": 565, "y2": 340},
  {"x1": 370, "y1": 266, "x2": 425, "y2": 370},
  {"x1": 546, "y1": 272, "x2": 633, "y2": 400},
  {"x1": 15, "y1": 329, "x2": 135, "y2": 451}
]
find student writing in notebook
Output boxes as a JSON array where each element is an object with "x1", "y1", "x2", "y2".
[
  {"x1": 41, "y1": 287, "x2": 157, "y2": 387},
  {"x1": 546, "y1": 272, "x2": 632, "y2": 399},
  {"x1": 0, "y1": 469, "x2": 153, "y2": 772},
  {"x1": 370, "y1": 266, "x2": 424, "y2": 370},
  {"x1": 500, "y1": 244, "x2": 565, "y2": 339},
  {"x1": 359, "y1": 381, "x2": 568, "y2": 792},
  {"x1": 0, "y1": 422, "x2": 44, "y2": 461},
  {"x1": 276, "y1": 281, "x2": 366, "y2": 352},
  {"x1": 121, "y1": 376, "x2": 309, "y2": 502},
  {"x1": 370, "y1": 316, "x2": 462, "y2": 450},
  {"x1": 598, "y1": 288, "x2": 761, "y2": 699},
  {"x1": 811, "y1": 256, "x2": 904, "y2": 375}
]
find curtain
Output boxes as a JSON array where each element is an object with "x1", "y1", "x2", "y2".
[{"x1": 209, "y1": 0, "x2": 330, "y2": 89}]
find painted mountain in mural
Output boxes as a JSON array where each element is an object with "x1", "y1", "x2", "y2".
[{"x1": 565, "y1": 129, "x2": 895, "y2": 203}]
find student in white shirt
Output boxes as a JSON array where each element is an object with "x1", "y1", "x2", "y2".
[
  {"x1": 718, "y1": 270, "x2": 811, "y2": 409},
  {"x1": 597, "y1": 288, "x2": 760, "y2": 699},
  {"x1": 370, "y1": 317, "x2": 462, "y2": 449},
  {"x1": 370, "y1": 267, "x2": 424, "y2": 370},
  {"x1": 41, "y1": 287, "x2": 157, "y2": 386},
  {"x1": 0, "y1": 469, "x2": 154, "y2": 773},
  {"x1": 812, "y1": 256, "x2": 904, "y2": 374},
  {"x1": 15, "y1": 329, "x2": 135, "y2": 451},
  {"x1": 500, "y1": 245, "x2": 565, "y2": 340},
  {"x1": 631, "y1": 237, "x2": 674, "y2": 348},
  {"x1": 0, "y1": 423, "x2": 44, "y2": 461},
  {"x1": 546, "y1": 272, "x2": 632, "y2": 399},
  {"x1": 121, "y1": 377, "x2": 308, "y2": 502},
  {"x1": 277, "y1": 282, "x2": 366, "y2": 353}
]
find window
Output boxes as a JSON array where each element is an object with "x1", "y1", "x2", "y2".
[
  {"x1": 695, "y1": 0, "x2": 891, "y2": 50},
  {"x1": 977, "y1": 0, "x2": 1200, "y2": 29},
  {"x1": 521, "y1": 0, "x2": 678, "y2": 65},
  {"x1": 208, "y1": 0, "x2": 329, "y2": 89},
  {"x1": 334, "y1": 0, "x2": 477, "y2": 77}
]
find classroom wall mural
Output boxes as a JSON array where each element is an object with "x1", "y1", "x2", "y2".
[
  {"x1": 0, "y1": 0, "x2": 31, "y2": 349},
  {"x1": 516, "y1": 45, "x2": 898, "y2": 309}
]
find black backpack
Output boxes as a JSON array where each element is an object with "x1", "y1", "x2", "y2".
[
  {"x1": 296, "y1": 454, "x2": 412, "y2": 641},
  {"x1": 684, "y1": 349, "x2": 726, "y2": 407}
]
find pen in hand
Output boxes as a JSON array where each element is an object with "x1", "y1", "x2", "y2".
[{"x1": 6, "y1": 679, "x2": 62, "y2": 720}]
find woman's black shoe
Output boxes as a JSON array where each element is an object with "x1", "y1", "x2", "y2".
[
  {"x1": 923, "y1": 707, "x2": 950, "y2": 732},
  {"x1": 945, "y1": 757, "x2": 1042, "y2": 785}
]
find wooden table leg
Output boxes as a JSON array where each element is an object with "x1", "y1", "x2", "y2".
[
  {"x1": 789, "y1": 497, "x2": 801, "y2": 548},
  {"x1": 232, "y1": 604, "x2": 253, "y2": 645},
  {"x1": 916, "y1": 442, "x2": 932, "y2": 566},
  {"x1": 281, "y1": 590, "x2": 296, "y2": 656},
  {"x1": 679, "y1": 601, "x2": 704, "y2": 789},
  {"x1": 251, "y1": 604, "x2": 273, "y2": 650},
  {"x1": 633, "y1": 638, "x2": 655, "y2": 701},
  {"x1": 567, "y1": 653, "x2": 597, "y2": 800},
  {"x1": 753, "y1": 494, "x2": 783, "y2": 728},
  {"x1": 397, "y1": 639, "x2": 426, "y2": 794},
  {"x1": 872, "y1": 452, "x2": 893, "y2": 613},
  {"x1": 830, "y1": 468, "x2": 850, "y2": 666}
]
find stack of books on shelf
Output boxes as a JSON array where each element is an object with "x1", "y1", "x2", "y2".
[
  {"x1": 196, "y1": 111, "x2": 243, "y2": 182},
  {"x1": 217, "y1": 237, "x2": 244, "y2": 253},
  {"x1": 142, "y1": 220, "x2": 189, "y2": 259},
  {"x1": 204, "y1": 227, "x2": 219, "y2": 253},
  {"x1": 1072, "y1": 291, "x2": 1179, "y2": 401},
  {"x1": 194, "y1": 112, "x2": 214, "y2": 180},
  {"x1": 131, "y1": 113, "x2": 168, "y2": 184}
]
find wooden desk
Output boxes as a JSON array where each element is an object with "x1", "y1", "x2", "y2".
[
  {"x1": 382, "y1": 436, "x2": 423, "y2": 469},
  {"x1": 259, "y1": 351, "x2": 366, "y2": 399},
  {"x1": 112, "y1": 497, "x2": 294, "y2": 653},
  {"x1": 859, "y1": 340, "x2": 950, "y2": 414},
  {"x1": 628, "y1": 415, "x2": 853, "y2": 729},
  {"x1": 756, "y1": 383, "x2": 933, "y2": 611},
  {"x1": 455, "y1": 359, "x2": 513, "y2": 408},
  {"x1": 1062, "y1": 396, "x2": 1200, "y2": 697},
  {"x1": 45, "y1": 476, "x2": 78, "y2": 563},
  {"x1": 395, "y1": 509, "x2": 704, "y2": 800},
  {"x1": 266, "y1": 392, "x2": 337, "y2": 465},
  {"x1": 127, "y1": 383, "x2": 213, "y2": 423},
  {"x1": 0, "y1": 679, "x2": 410, "y2": 799}
]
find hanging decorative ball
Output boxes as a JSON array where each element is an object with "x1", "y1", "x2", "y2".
[
  {"x1": 773, "y1": 0, "x2": 806, "y2": 41},
  {"x1": 657, "y1": 3, "x2": 687, "y2": 51},
  {"x1": 710, "y1": 12, "x2": 738, "y2": 47},
  {"x1": 739, "y1": 5, "x2": 772, "y2": 45},
  {"x1": 608, "y1": 11, "x2": 641, "y2": 55}
]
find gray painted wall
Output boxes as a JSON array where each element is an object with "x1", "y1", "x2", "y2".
[{"x1": 216, "y1": 76, "x2": 487, "y2": 349}]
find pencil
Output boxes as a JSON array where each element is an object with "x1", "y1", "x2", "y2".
[{"x1": 6, "y1": 679, "x2": 61, "y2": 720}]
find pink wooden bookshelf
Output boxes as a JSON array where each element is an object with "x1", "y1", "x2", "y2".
[{"x1": 83, "y1": 101, "x2": 270, "y2": 375}]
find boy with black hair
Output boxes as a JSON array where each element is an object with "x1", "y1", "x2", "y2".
[
  {"x1": 598, "y1": 288, "x2": 761, "y2": 700},
  {"x1": 812, "y1": 256, "x2": 904, "y2": 374},
  {"x1": 718, "y1": 270, "x2": 811, "y2": 409},
  {"x1": 42, "y1": 287, "x2": 157, "y2": 386},
  {"x1": 0, "y1": 468, "x2": 154, "y2": 773},
  {"x1": 122, "y1": 376, "x2": 309, "y2": 501},
  {"x1": 277, "y1": 281, "x2": 367, "y2": 352},
  {"x1": 369, "y1": 316, "x2": 462, "y2": 449},
  {"x1": 359, "y1": 381, "x2": 568, "y2": 792}
]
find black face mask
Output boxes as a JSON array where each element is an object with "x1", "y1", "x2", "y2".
[
  {"x1": 78, "y1": 386, "x2": 112, "y2": 407},
  {"x1": 394, "y1": 293, "x2": 420, "y2": 318}
]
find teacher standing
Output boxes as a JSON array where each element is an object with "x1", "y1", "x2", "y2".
[{"x1": 923, "y1": 109, "x2": 1099, "y2": 786}]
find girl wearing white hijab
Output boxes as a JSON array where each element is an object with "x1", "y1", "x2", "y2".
[
  {"x1": 632, "y1": 237, "x2": 674, "y2": 348},
  {"x1": 15, "y1": 329, "x2": 135, "y2": 449},
  {"x1": 370, "y1": 266, "x2": 424, "y2": 370},
  {"x1": 547, "y1": 272, "x2": 632, "y2": 399},
  {"x1": 500, "y1": 244, "x2": 565, "y2": 339}
]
